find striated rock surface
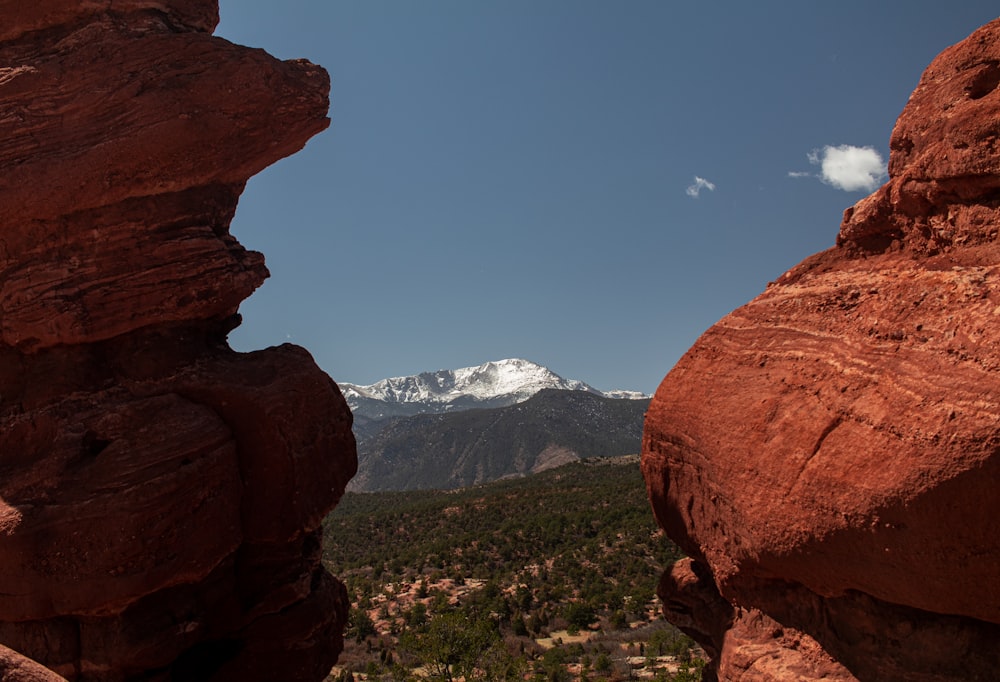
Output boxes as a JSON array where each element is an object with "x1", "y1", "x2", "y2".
[
  {"x1": 643, "y1": 18, "x2": 1000, "y2": 682},
  {"x1": 0, "y1": 2, "x2": 356, "y2": 680}
]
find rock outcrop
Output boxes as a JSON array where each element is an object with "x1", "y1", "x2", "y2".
[
  {"x1": 0, "y1": 644, "x2": 67, "y2": 682},
  {"x1": 643, "y1": 18, "x2": 1000, "y2": 682},
  {"x1": 0, "y1": 2, "x2": 356, "y2": 680}
]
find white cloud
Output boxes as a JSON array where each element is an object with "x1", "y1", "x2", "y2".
[
  {"x1": 787, "y1": 171, "x2": 812, "y2": 178},
  {"x1": 685, "y1": 176, "x2": 716, "y2": 198},
  {"x1": 808, "y1": 144, "x2": 886, "y2": 192}
]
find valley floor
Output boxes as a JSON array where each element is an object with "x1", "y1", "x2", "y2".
[{"x1": 321, "y1": 456, "x2": 705, "y2": 681}]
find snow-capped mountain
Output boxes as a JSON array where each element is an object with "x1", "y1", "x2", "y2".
[
  {"x1": 350, "y1": 388, "x2": 650, "y2": 491},
  {"x1": 340, "y1": 358, "x2": 648, "y2": 422}
]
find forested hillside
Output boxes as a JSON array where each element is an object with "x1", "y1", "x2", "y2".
[
  {"x1": 352, "y1": 389, "x2": 649, "y2": 491},
  {"x1": 322, "y1": 456, "x2": 704, "y2": 680}
]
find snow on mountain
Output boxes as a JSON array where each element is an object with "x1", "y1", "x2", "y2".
[
  {"x1": 601, "y1": 389, "x2": 651, "y2": 400},
  {"x1": 340, "y1": 359, "x2": 648, "y2": 421}
]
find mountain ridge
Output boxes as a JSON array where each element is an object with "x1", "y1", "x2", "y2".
[
  {"x1": 341, "y1": 358, "x2": 648, "y2": 422},
  {"x1": 350, "y1": 387, "x2": 649, "y2": 492}
]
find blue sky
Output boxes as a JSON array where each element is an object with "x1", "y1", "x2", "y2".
[{"x1": 217, "y1": 2, "x2": 998, "y2": 395}]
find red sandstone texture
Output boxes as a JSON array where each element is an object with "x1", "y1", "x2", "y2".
[
  {"x1": 0, "y1": 2, "x2": 356, "y2": 680},
  {"x1": 643, "y1": 18, "x2": 1000, "y2": 682},
  {"x1": 0, "y1": 644, "x2": 66, "y2": 682}
]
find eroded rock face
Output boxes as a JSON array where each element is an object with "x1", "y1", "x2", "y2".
[
  {"x1": 0, "y1": 643, "x2": 67, "y2": 682},
  {"x1": 643, "y1": 18, "x2": 1000, "y2": 682},
  {"x1": 0, "y1": 2, "x2": 356, "y2": 679}
]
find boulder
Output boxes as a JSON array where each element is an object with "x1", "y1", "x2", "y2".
[{"x1": 643, "y1": 18, "x2": 1000, "y2": 682}]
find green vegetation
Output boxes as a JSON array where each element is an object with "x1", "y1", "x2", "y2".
[{"x1": 322, "y1": 455, "x2": 703, "y2": 680}]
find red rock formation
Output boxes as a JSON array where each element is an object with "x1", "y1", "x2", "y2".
[
  {"x1": 0, "y1": 2, "x2": 356, "y2": 680},
  {"x1": 643, "y1": 18, "x2": 1000, "y2": 682},
  {"x1": 0, "y1": 644, "x2": 67, "y2": 682}
]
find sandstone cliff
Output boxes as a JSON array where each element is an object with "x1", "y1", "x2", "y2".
[
  {"x1": 0, "y1": 2, "x2": 356, "y2": 680},
  {"x1": 643, "y1": 18, "x2": 1000, "y2": 682}
]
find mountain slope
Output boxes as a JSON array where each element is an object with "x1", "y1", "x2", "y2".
[{"x1": 350, "y1": 388, "x2": 649, "y2": 491}]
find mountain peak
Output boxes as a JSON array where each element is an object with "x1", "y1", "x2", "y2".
[{"x1": 340, "y1": 359, "x2": 647, "y2": 422}]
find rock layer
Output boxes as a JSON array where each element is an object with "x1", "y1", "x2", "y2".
[
  {"x1": 643, "y1": 18, "x2": 1000, "y2": 682},
  {"x1": 0, "y1": 2, "x2": 356, "y2": 680}
]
